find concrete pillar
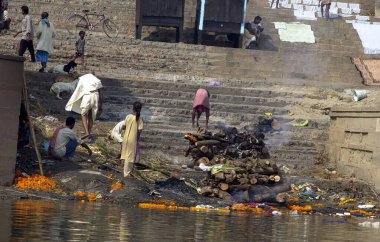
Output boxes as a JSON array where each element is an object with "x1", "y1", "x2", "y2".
[
  {"x1": 376, "y1": 0, "x2": 380, "y2": 17},
  {"x1": 0, "y1": 55, "x2": 24, "y2": 186}
]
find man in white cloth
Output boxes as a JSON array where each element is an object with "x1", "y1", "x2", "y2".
[
  {"x1": 108, "y1": 120, "x2": 124, "y2": 158},
  {"x1": 65, "y1": 73, "x2": 104, "y2": 139}
]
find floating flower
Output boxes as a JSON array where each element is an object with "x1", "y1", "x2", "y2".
[{"x1": 111, "y1": 182, "x2": 123, "y2": 190}]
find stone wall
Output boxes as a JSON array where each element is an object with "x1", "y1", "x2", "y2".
[
  {"x1": 0, "y1": 55, "x2": 24, "y2": 186},
  {"x1": 328, "y1": 107, "x2": 380, "y2": 191}
]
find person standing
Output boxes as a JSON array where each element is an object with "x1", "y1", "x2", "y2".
[
  {"x1": 73, "y1": 30, "x2": 86, "y2": 70},
  {"x1": 35, "y1": 12, "x2": 56, "y2": 72},
  {"x1": 14, "y1": 5, "x2": 35, "y2": 62},
  {"x1": 319, "y1": 0, "x2": 331, "y2": 19},
  {"x1": 192, "y1": 88, "x2": 210, "y2": 129},
  {"x1": 120, "y1": 102, "x2": 144, "y2": 178},
  {"x1": 65, "y1": 73, "x2": 104, "y2": 139},
  {"x1": 271, "y1": 0, "x2": 280, "y2": 9},
  {"x1": 48, "y1": 117, "x2": 92, "y2": 160}
]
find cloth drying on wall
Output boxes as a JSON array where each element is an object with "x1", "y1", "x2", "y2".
[
  {"x1": 274, "y1": 22, "x2": 316, "y2": 43},
  {"x1": 352, "y1": 23, "x2": 380, "y2": 54}
]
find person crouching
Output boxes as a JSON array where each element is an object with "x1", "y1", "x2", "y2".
[
  {"x1": 48, "y1": 116, "x2": 92, "y2": 160},
  {"x1": 108, "y1": 120, "x2": 125, "y2": 158}
]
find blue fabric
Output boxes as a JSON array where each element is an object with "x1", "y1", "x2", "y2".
[
  {"x1": 36, "y1": 50, "x2": 49, "y2": 62},
  {"x1": 41, "y1": 18, "x2": 50, "y2": 27},
  {"x1": 65, "y1": 139, "x2": 79, "y2": 158}
]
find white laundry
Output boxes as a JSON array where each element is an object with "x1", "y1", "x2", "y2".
[
  {"x1": 294, "y1": 10, "x2": 317, "y2": 20},
  {"x1": 302, "y1": 0, "x2": 313, "y2": 5},
  {"x1": 337, "y1": 2, "x2": 348, "y2": 9},
  {"x1": 352, "y1": 8, "x2": 361, "y2": 14},
  {"x1": 293, "y1": 4, "x2": 304, "y2": 10},
  {"x1": 274, "y1": 22, "x2": 316, "y2": 43},
  {"x1": 310, "y1": 0, "x2": 319, "y2": 5},
  {"x1": 340, "y1": 8, "x2": 352, "y2": 14},
  {"x1": 373, "y1": 22, "x2": 380, "y2": 25},
  {"x1": 305, "y1": 5, "x2": 318, "y2": 12},
  {"x1": 349, "y1": 3, "x2": 360, "y2": 10},
  {"x1": 291, "y1": 0, "x2": 302, "y2": 4},
  {"x1": 352, "y1": 23, "x2": 380, "y2": 54},
  {"x1": 330, "y1": 2, "x2": 338, "y2": 8},
  {"x1": 330, "y1": 7, "x2": 339, "y2": 14},
  {"x1": 339, "y1": 13, "x2": 353, "y2": 18},
  {"x1": 356, "y1": 15, "x2": 370, "y2": 21},
  {"x1": 281, "y1": 2, "x2": 292, "y2": 8}
]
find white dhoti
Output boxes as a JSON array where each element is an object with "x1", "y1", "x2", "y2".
[
  {"x1": 65, "y1": 73, "x2": 103, "y2": 121},
  {"x1": 80, "y1": 92, "x2": 99, "y2": 121}
]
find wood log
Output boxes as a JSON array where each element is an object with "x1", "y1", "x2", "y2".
[
  {"x1": 199, "y1": 186, "x2": 213, "y2": 195},
  {"x1": 257, "y1": 175, "x2": 269, "y2": 183},
  {"x1": 196, "y1": 140, "x2": 220, "y2": 147},
  {"x1": 269, "y1": 175, "x2": 281, "y2": 183},
  {"x1": 238, "y1": 177, "x2": 249, "y2": 185},
  {"x1": 229, "y1": 184, "x2": 251, "y2": 191},
  {"x1": 218, "y1": 190, "x2": 232, "y2": 199},
  {"x1": 200, "y1": 146, "x2": 209, "y2": 153},
  {"x1": 197, "y1": 157, "x2": 210, "y2": 165},
  {"x1": 275, "y1": 193, "x2": 289, "y2": 203},
  {"x1": 251, "y1": 150, "x2": 258, "y2": 158},
  {"x1": 225, "y1": 173, "x2": 235, "y2": 183},
  {"x1": 249, "y1": 178, "x2": 258, "y2": 185},
  {"x1": 214, "y1": 172, "x2": 225, "y2": 181},
  {"x1": 212, "y1": 188, "x2": 220, "y2": 197},
  {"x1": 219, "y1": 183, "x2": 229, "y2": 191}
]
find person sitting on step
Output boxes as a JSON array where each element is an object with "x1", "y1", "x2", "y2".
[{"x1": 243, "y1": 16, "x2": 264, "y2": 49}]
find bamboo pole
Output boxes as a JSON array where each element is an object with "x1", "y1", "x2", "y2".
[{"x1": 22, "y1": 73, "x2": 44, "y2": 175}]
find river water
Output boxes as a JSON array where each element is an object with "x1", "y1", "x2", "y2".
[{"x1": 0, "y1": 200, "x2": 379, "y2": 241}]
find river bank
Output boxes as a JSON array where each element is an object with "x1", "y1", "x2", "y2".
[{"x1": 1, "y1": 142, "x2": 378, "y2": 218}]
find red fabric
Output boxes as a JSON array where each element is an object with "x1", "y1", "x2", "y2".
[
  {"x1": 49, "y1": 125, "x2": 65, "y2": 149},
  {"x1": 192, "y1": 88, "x2": 210, "y2": 109}
]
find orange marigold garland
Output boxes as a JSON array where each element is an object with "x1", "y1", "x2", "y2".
[{"x1": 16, "y1": 175, "x2": 58, "y2": 191}]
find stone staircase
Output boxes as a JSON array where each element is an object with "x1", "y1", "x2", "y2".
[{"x1": 1, "y1": 0, "x2": 378, "y2": 172}]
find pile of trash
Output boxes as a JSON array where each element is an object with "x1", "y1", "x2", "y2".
[{"x1": 183, "y1": 127, "x2": 285, "y2": 200}]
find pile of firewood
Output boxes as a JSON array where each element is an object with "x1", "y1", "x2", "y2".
[{"x1": 184, "y1": 128, "x2": 282, "y2": 200}]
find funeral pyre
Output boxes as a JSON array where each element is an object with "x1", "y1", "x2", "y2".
[{"x1": 184, "y1": 127, "x2": 288, "y2": 202}]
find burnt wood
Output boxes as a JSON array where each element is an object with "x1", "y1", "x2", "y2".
[{"x1": 135, "y1": 0, "x2": 185, "y2": 42}]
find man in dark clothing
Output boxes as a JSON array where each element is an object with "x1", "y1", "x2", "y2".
[{"x1": 14, "y1": 5, "x2": 35, "y2": 62}]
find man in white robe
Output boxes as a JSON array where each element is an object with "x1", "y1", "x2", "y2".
[{"x1": 65, "y1": 73, "x2": 104, "y2": 139}]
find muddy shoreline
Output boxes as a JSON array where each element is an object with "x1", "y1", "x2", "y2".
[{"x1": 2, "y1": 144, "x2": 379, "y2": 217}]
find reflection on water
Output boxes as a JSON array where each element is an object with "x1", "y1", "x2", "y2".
[{"x1": 0, "y1": 200, "x2": 379, "y2": 241}]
